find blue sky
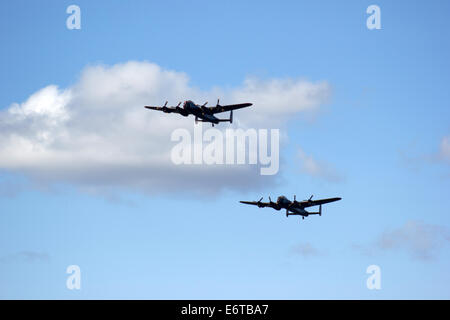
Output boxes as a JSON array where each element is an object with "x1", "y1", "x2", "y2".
[{"x1": 1, "y1": 0, "x2": 449, "y2": 299}]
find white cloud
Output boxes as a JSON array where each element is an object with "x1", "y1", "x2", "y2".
[
  {"x1": 298, "y1": 148, "x2": 343, "y2": 183},
  {"x1": 439, "y1": 136, "x2": 450, "y2": 163},
  {"x1": 231, "y1": 77, "x2": 331, "y2": 124},
  {"x1": 0, "y1": 61, "x2": 331, "y2": 194}
]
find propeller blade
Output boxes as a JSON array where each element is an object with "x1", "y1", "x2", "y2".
[
  {"x1": 269, "y1": 196, "x2": 272, "y2": 203},
  {"x1": 309, "y1": 195, "x2": 313, "y2": 201},
  {"x1": 163, "y1": 101, "x2": 168, "y2": 107},
  {"x1": 258, "y1": 197, "x2": 263, "y2": 202}
]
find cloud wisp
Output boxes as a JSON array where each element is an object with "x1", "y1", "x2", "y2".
[
  {"x1": 438, "y1": 136, "x2": 450, "y2": 164},
  {"x1": 298, "y1": 148, "x2": 343, "y2": 183},
  {"x1": 289, "y1": 242, "x2": 323, "y2": 258},
  {"x1": 399, "y1": 135, "x2": 450, "y2": 174},
  {"x1": 0, "y1": 251, "x2": 50, "y2": 264}
]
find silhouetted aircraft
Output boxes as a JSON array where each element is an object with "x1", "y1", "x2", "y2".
[
  {"x1": 240, "y1": 195, "x2": 341, "y2": 220},
  {"x1": 144, "y1": 100, "x2": 252, "y2": 126}
]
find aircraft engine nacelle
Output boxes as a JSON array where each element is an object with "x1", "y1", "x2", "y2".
[
  {"x1": 201, "y1": 106, "x2": 211, "y2": 114},
  {"x1": 176, "y1": 107, "x2": 188, "y2": 116},
  {"x1": 162, "y1": 107, "x2": 170, "y2": 113}
]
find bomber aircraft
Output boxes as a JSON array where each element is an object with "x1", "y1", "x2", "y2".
[
  {"x1": 144, "y1": 99, "x2": 252, "y2": 126},
  {"x1": 240, "y1": 195, "x2": 341, "y2": 221}
]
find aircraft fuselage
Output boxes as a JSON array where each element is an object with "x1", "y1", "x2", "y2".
[{"x1": 183, "y1": 101, "x2": 220, "y2": 124}]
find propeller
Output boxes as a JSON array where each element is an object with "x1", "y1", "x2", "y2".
[
  {"x1": 201, "y1": 101, "x2": 208, "y2": 107},
  {"x1": 309, "y1": 195, "x2": 314, "y2": 201},
  {"x1": 288, "y1": 195, "x2": 298, "y2": 210},
  {"x1": 216, "y1": 99, "x2": 220, "y2": 107},
  {"x1": 269, "y1": 196, "x2": 273, "y2": 203},
  {"x1": 162, "y1": 101, "x2": 169, "y2": 112},
  {"x1": 257, "y1": 197, "x2": 264, "y2": 208},
  {"x1": 175, "y1": 101, "x2": 188, "y2": 116}
]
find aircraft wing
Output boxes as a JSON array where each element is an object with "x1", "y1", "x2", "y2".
[
  {"x1": 144, "y1": 106, "x2": 178, "y2": 113},
  {"x1": 299, "y1": 197, "x2": 342, "y2": 208},
  {"x1": 240, "y1": 200, "x2": 270, "y2": 208},
  {"x1": 209, "y1": 103, "x2": 252, "y2": 114}
]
